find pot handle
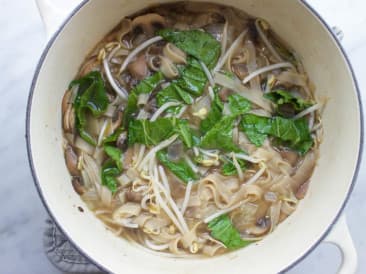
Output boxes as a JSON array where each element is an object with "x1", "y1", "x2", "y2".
[
  {"x1": 35, "y1": 0, "x2": 82, "y2": 38},
  {"x1": 324, "y1": 215, "x2": 357, "y2": 274}
]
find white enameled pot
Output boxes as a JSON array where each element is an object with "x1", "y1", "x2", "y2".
[{"x1": 27, "y1": 0, "x2": 363, "y2": 273}]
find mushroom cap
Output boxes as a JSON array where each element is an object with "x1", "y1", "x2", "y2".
[{"x1": 132, "y1": 13, "x2": 166, "y2": 36}]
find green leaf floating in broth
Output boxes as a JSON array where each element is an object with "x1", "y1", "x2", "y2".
[
  {"x1": 70, "y1": 71, "x2": 109, "y2": 146},
  {"x1": 104, "y1": 145, "x2": 123, "y2": 171},
  {"x1": 123, "y1": 72, "x2": 164, "y2": 127},
  {"x1": 102, "y1": 127, "x2": 124, "y2": 146},
  {"x1": 175, "y1": 57, "x2": 207, "y2": 96},
  {"x1": 239, "y1": 114, "x2": 313, "y2": 154},
  {"x1": 101, "y1": 159, "x2": 121, "y2": 194},
  {"x1": 156, "y1": 57, "x2": 207, "y2": 112},
  {"x1": 264, "y1": 89, "x2": 313, "y2": 117},
  {"x1": 239, "y1": 114, "x2": 270, "y2": 147},
  {"x1": 157, "y1": 150, "x2": 198, "y2": 184},
  {"x1": 200, "y1": 87, "x2": 223, "y2": 133},
  {"x1": 227, "y1": 94, "x2": 251, "y2": 116},
  {"x1": 208, "y1": 214, "x2": 252, "y2": 249},
  {"x1": 101, "y1": 145, "x2": 123, "y2": 193},
  {"x1": 127, "y1": 118, "x2": 193, "y2": 148},
  {"x1": 157, "y1": 29, "x2": 221, "y2": 69},
  {"x1": 200, "y1": 116, "x2": 241, "y2": 153}
]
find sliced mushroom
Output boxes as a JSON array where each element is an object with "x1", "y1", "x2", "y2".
[
  {"x1": 246, "y1": 217, "x2": 270, "y2": 236},
  {"x1": 127, "y1": 54, "x2": 148, "y2": 80},
  {"x1": 118, "y1": 18, "x2": 132, "y2": 44},
  {"x1": 126, "y1": 190, "x2": 143, "y2": 203},
  {"x1": 65, "y1": 145, "x2": 80, "y2": 176},
  {"x1": 72, "y1": 177, "x2": 85, "y2": 195},
  {"x1": 147, "y1": 55, "x2": 161, "y2": 71},
  {"x1": 131, "y1": 13, "x2": 166, "y2": 37},
  {"x1": 218, "y1": 88, "x2": 234, "y2": 102}
]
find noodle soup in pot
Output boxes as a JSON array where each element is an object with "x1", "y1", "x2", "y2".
[{"x1": 61, "y1": 2, "x2": 323, "y2": 256}]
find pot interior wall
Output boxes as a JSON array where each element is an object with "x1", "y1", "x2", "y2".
[{"x1": 28, "y1": 0, "x2": 361, "y2": 273}]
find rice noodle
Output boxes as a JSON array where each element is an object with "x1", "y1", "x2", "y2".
[
  {"x1": 145, "y1": 238, "x2": 170, "y2": 251},
  {"x1": 213, "y1": 29, "x2": 247, "y2": 73},
  {"x1": 150, "y1": 102, "x2": 181, "y2": 121},
  {"x1": 119, "y1": 36, "x2": 163, "y2": 73},
  {"x1": 242, "y1": 62, "x2": 294, "y2": 84}
]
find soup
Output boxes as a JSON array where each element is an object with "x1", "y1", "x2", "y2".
[{"x1": 62, "y1": 2, "x2": 323, "y2": 256}]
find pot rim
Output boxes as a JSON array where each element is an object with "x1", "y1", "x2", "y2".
[{"x1": 25, "y1": 0, "x2": 364, "y2": 273}]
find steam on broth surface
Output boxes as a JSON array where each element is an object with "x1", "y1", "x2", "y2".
[{"x1": 62, "y1": 2, "x2": 323, "y2": 256}]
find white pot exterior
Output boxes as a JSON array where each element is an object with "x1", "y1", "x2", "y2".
[{"x1": 27, "y1": 0, "x2": 363, "y2": 273}]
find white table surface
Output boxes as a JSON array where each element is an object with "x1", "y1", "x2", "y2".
[{"x1": 0, "y1": 0, "x2": 365, "y2": 273}]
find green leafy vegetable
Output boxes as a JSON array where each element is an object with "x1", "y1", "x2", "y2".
[
  {"x1": 157, "y1": 29, "x2": 221, "y2": 68},
  {"x1": 200, "y1": 88, "x2": 223, "y2": 133},
  {"x1": 227, "y1": 94, "x2": 251, "y2": 116},
  {"x1": 239, "y1": 114, "x2": 271, "y2": 147},
  {"x1": 157, "y1": 57, "x2": 207, "y2": 111},
  {"x1": 208, "y1": 214, "x2": 251, "y2": 249},
  {"x1": 176, "y1": 58, "x2": 207, "y2": 96},
  {"x1": 157, "y1": 151, "x2": 198, "y2": 183},
  {"x1": 128, "y1": 118, "x2": 193, "y2": 148},
  {"x1": 104, "y1": 145, "x2": 122, "y2": 171},
  {"x1": 200, "y1": 116, "x2": 240, "y2": 152},
  {"x1": 124, "y1": 72, "x2": 164, "y2": 126},
  {"x1": 101, "y1": 146, "x2": 123, "y2": 193},
  {"x1": 103, "y1": 127, "x2": 124, "y2": 145},
  {"x1": 156, "y1": 85, "x2": 191, "y2": 114},
  {"x1": 221, "y1": 158, "x2": 247, "y2": 176},
  {"x1": 264, "y1": 90, "x2": 312, "y2": 117},
  {"x1": 176, "y1": 120, "x2": 193, "y2": 148},
  {"x1": 240, "y1": 114, "x2": 313, "y2": 154},
  {"x1": 101, "y1": 159, "x2": 120, "y2": 193},
  {"x1": 70, "y1": 71, "x2": 109, "y2": 145}
]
